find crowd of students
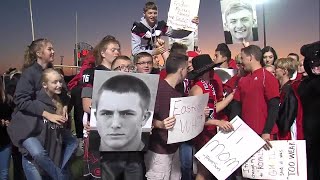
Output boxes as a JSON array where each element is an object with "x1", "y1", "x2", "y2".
[{"x1": 0, "y1": 1, "x2": 319, "y2": 180}]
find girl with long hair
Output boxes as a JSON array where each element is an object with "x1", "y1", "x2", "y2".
[{"x1": 8, "y1": 38, "x2": 76, "y2": 180}]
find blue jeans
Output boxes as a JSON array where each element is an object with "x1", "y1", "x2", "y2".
[
  {"x1": 60, "y1": 130, "x2": 78, "y2": 169},
  {"x1": 22, "y1": 156, "x2": 43, "y2": 180},
  {"x1": 0, "y1": 144, "x2": 11, "y2": 180},
  {"x1": 179, "y1": 141, "x2": 193, "y2": 180},
  {"x1": 22, "y1": 131, "x2": 77, "y2": 180}
]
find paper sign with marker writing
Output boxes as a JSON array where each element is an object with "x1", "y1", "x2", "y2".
[
  {"x1": 242, "y1": 140, "x2": 307, "y2": 180},
  {"x1": 167, "y1": 0, "x2": 200, "y2": 31},
  {"x1": 167, "y1": 93, "x2": 209, "y2": 144},
  {"x1": 195, "y1": 116, "x2": 265, "y2": 180}
]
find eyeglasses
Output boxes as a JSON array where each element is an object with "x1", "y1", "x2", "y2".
[
  {"x1": 136, "y1": 61, "x2": 153, "y2": 66},
  {"x1": 113, "y1": 65, "x2": 136, "y2": 72}
]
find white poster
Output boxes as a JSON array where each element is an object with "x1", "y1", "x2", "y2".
[
  {"x1": 220, "y1": 0, "x2": 259, "y2": 44},
  {"x1": 167, "y1": 93, "x2": 209, "y2": 144},
  {"x1": 242, "y1": 140, "x2": 307, "y2": 180},
  {"x1": 214, "y1": 67, "x2": 237, "y2": 84},
  {"x1": 195, "y1": 116, "x2": 265, "y2": 180},
  {"x1": 90, "y1": 70, "x2": 159, "y2": 151},
  {"x1": 167, "y1": 0, "x2": 200, "y2": 31}
]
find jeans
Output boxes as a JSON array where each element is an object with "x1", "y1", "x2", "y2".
[
  {"x1": 179, "y1": 141, "x2": 193, "y2": 180},
  {"x1": 22, "y1": 156, "x2": 43, "y2": 180},
  {"x1": 12, "y1": 145, "x2": 26, "y2": 180},
  {"x1": 22, "y1": 132, "x2": 77, "y2": 180},
  {"x1": 0, "y1": 144, "x2": 11, "y2": 180},
  {"x1": 61, "y1": 130, "x2": 78, "y2": 169}
]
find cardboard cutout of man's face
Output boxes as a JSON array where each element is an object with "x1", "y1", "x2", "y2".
[
  {"x1": 225, "y1": 9, "x2": 256, "y2": 42},
  {"x1": 95, "y1": 90, "x2": 151, "y2": 151}
]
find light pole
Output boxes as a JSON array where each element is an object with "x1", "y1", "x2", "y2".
[
  {"x1": 28, "y1": 0, "x2": 35, "y2": 41},
  {"x1": 262, "y1": 3, "x2": 266, "y2": 48},
  {"x1": 255, "y1": 0, "x2": 267, "y2": 48}
]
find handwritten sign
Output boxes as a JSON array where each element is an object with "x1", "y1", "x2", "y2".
[
  {"x1": 242, "y1": 140, "x2": 307, "y2": 180},
  {"x1": 167, "y1": 0, "x2": 200, "y2": 31},
  {"x1": 195, "y1": 116, "x2": 265, "y2": 180},
  {"x1": 167, "y1": 93, "x2": 209, "y2": 144}
]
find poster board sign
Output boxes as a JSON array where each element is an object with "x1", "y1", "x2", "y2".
[
  {"x1": 195, "y1": 116, "x2": 265, "y2": 180},
  {"x1": 167, "y1": 93, "x2": 209, "y2": 144},
  {"x1": 90, "y1": 70, "x2": 159, "y2": 132},
  {"x1": 242, "y1": 140, "x2": 307, "y2": 180},
  {"x1": 90, "y1": 70, "x2": 159, "y2": 151},
  {"x1": 167, "y1": 0, "x2": 200, "y2": 31}
]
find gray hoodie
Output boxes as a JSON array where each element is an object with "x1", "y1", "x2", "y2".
[{"x1": 131, "y1": 17, "x2": 198, "y2": 55}]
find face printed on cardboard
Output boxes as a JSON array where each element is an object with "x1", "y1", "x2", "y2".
[{"x1": 96, "y1": 91, "x2": 150, "y2": 151}]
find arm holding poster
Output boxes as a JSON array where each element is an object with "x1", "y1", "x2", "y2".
[
  {"x1": 189, "y1": 84, "x2": 234, "y2": 132},
  {"x1": 167, "y1": 0, "x2": 200, "y2": 31},
  {"x1": 195, "y1": 116, "x2": 266, "y2": 180},
  {"x1": 167, "y1": 0, "x2": 201, "y2": 51},
  {"x1": 152, "y1": 116, "x2": 176, "y2": 130}
]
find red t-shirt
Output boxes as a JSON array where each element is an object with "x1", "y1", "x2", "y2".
[
  {"x1": 228, "y1": 59, "x2": 238, "y2": 69},
  {"x1": 234, "y1": 68, "x2": 279, "y2": 134},
  {"x1": 159, "y1": 69, "x2": 167, "y2": 80},
  {"x1": 294, "y1": 73, "x2": 303, "y2": 81},
  {"x1": 223, "y1": 75, "x2": 242, "y2": 95}
]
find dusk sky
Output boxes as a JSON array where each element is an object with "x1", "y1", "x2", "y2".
[{"x1": 1, "y1": 0, "x2": 319, "y2": 75}]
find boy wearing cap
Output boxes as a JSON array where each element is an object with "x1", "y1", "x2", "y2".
[{"x1": 230, "y1": 45, "x2": 279, "y2": 150}]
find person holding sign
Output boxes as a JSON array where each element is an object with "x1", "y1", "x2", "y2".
[
  {"x1": 81, "y1": 35, "x2": 121, "y2": 179},
  {"x1": 188, "y1": 54, "x2": 234, "y2": 180},
  {"x1": 145, "y1": 53, "x2": 188, "y2": 180},
  {"x1": 131, "y1": 2, "x2": 168, "y2": 56},
  {"x1": 131, "y1": 1, "x2": 200, "y2": 57},
  {"x1": 230, "y1": 45, "x2": 280, "y2": 150},
  {"x1": 223, "y1": 1, "x2": 258, "y2": 44},
  {"x1": 95, "y1": 75, "x2": 152, "y2": 151}
]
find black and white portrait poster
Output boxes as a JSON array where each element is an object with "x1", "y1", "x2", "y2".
[
  {"x1": 90, "y1": 70, "x2": 159, "y2": 151},
  {"x1": 220, "y1": 0, "x2": 259, "y2": 44}
]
